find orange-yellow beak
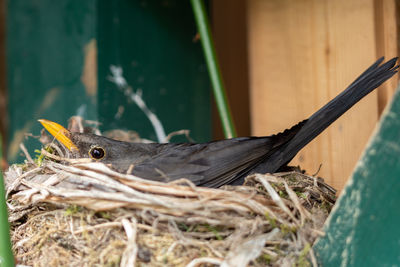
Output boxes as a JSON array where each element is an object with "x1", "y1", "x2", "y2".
[{"x1": 38, "y1": 119, "x2": 79, "y2": 151}]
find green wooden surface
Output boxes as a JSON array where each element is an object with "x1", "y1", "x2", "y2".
[
  {"x1": 7, "y1": 0, "x2": 98, "y2": 162},
  {"x1": 314, "y1": 86, "x2": 400, "y2": 266},
  {"x1": 97, "y1": 0, "x2": 211, "y2": 142},
  {"x1": 7, "y1": 0, "x2": 211, "y2": 163}
]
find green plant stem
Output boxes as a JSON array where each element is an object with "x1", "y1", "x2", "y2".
[
  {"x1": 0, "y1": 135, "x2": 14, "y2": 267},
  {"x1": 190, "y1": 0, "x2": 237, "y2": 138}
]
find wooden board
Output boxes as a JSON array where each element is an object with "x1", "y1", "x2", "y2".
[
  {"x1": 212, "y1": 0, "x2": 251, "y2": 139},
  {"x1": 314, "y1": 85, "x2": 400, "y2": 266},
  {"x1": 247, "y1": 0, "x2": 381, "y2": 191},
  {"x1": 374, "y1": 0, "x2": 400, "y2": 114}
]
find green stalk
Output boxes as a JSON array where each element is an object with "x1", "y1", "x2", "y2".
[
  {"x1": 0, "y1": 135, "x2": 14, "y2": 267},
  {"x1": 190, "y1": 0, "x2": 237, "y2": 138}
]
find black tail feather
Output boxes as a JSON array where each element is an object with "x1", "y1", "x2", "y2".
[{"x1": 251, "y1": 57, "x2": 399, "y2": 175}]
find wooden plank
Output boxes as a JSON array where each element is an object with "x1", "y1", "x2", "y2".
[
  {"x1": 212, "y1": 0, "x2": 250, "y2": 139},
  {"x1": 247, "y1": 0, "x2": 379, "y2": 191},
  {"x1": 314, "y1": 85, "x2": 400, "y2": 266},
  {"x1": 374, "y1": 0, "x2": 400, "y2": 114}
]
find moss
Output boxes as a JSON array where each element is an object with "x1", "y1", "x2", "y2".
[
  {"x1": 265, "y1": 212, "x2": 277, "y2": 228},
  {"x1": 287, "y1": 174, "x2": 298, "y2": 183},
  {"x1": 105, "y1": 254, "x2": 121, "y2": 267},
  {"x1": 65, "y1": 205, "x2": 81, "y2": 216},
  {"x1": 96, "y1": 211, "x2": 112, "y2": 220},
  {"x1": 34, "y1": 145, "x2": 54, "y2": 166},
  {"x1": 204, "y1": 224, "x2": 223, "y2": 240},
  {"x1": 279, "y1": 190, "x2": 288, "y2": 198},
  {"x1": 162, "y1": 255, "x2": 168, "y2": 264},
  {"x1": 296, "y1": 243, "x2": 311, "y2": 267},
  {"x1": 177, "y1": 222, "x2": 190, "y2": 231},
  {"x1": 280, "y1": 224, "x2": 297, "y2": 235},
  {"x1": 257, "y1": 253, "x2": 274, "y2": 265},
  {"x1": 296, "y1": 191, "x2": 307, "y2": 199}
]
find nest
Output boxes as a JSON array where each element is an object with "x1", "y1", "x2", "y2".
[{"x1": 5, "y1": 157, "x2": 336, "y2": 267}]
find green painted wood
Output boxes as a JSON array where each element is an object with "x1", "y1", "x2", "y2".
[
  {"x1": 7, "y1": 0, "x2": 211, "y2": 163},
  {"x1": 314, "y1": 86, "x2": 400, "y2": 266},
  {"x1": 7, "y1": 0, "x2": 98, "y2": 163},
  {"x1": 97, "y1": 0, "x2": 211, "y2": 142}
]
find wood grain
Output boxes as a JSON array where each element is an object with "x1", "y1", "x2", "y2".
[
  {"x1": 212, "y1": 0, "x2": 251, "y2": 139},
  {"x1": 247, "y1": 0, "x2": 380, "y2": 191},
  {"x1": 374, "y1": 0, "x2": 399, "y2": 114}
]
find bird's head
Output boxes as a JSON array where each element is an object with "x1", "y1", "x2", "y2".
[
  {"x1": 38, "y1": 119, "x2": 158, "y2": 173},
  {"x1": 38, "y1": 119, "x2": 128, "y2": 162}
]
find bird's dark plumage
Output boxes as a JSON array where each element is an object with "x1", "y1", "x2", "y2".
[{"x1": 40, "y1": 57, "x2": 399, "y2": 188}]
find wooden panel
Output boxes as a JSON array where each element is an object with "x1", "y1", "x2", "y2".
[
  {"x1": 98, "y1": 0, "x2": 211, "y2": 143},
  {"x1": 374, "y1": 0, "x2": 400, "y2": 114},
  {"x1": 247, "y1": 0, "x2": 379, "y2": 191},
  {"x1": 6, "y1": 0, "x2": 98, "y2": 163},
  {"x1": 212, "y1": 0, "x2": 250, "y2": 139}
]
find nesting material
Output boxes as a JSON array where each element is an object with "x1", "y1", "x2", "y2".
[{"x1": 5, "y1": 157, "x2": 335, "y2": 267}]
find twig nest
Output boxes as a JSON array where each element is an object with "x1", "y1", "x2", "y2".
[{"x1": 6, "y1": 160, "x2": 335, "y2": 266}]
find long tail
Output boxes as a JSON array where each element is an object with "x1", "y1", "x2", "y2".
[{"x1": 254, "y1": 57, "x2": 399, "y2": 174}]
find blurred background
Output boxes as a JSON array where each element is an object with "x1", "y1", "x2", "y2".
[{"x1": 0, "y1": 0, "x2": 399, "y2": 191}]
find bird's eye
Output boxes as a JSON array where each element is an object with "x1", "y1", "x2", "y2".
[{"x1": 89, "y1": 146, "x2": 105, "y2": 160}]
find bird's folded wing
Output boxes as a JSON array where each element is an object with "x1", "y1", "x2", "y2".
[{"x1": 131, "y1": 121, "x2": 306, "y2": 187}]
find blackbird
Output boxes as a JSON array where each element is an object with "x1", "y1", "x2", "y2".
[{"x1": 39, "y1": 57, "x2": 398, "y2": 188}]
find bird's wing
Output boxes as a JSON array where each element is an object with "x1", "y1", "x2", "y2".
[{"x1": 131, "y1": 121, "x2": 306, "y2": 187}]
